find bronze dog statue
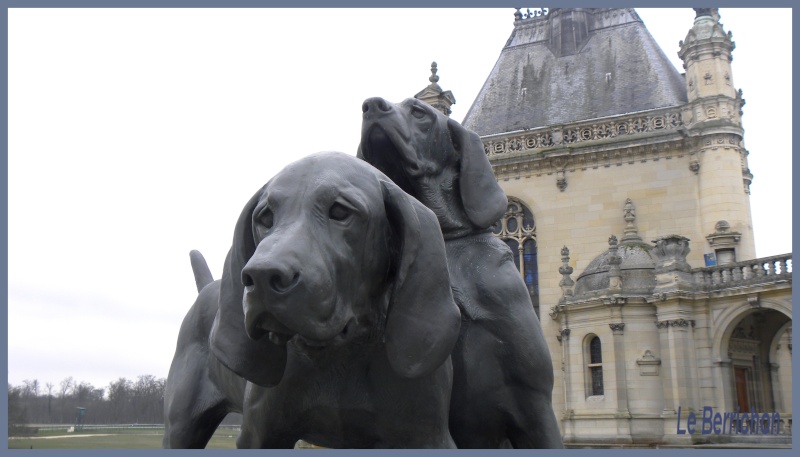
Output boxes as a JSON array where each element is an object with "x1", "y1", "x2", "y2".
[
  {"x1": 163, "y1": 251, "x2": 245, "y2": 448},
  {"x1": 190, "y1": 151, "x2": 461, "y2": 448},
  {"x1": 359, "y1": 97, "x2": 563, "y2": 448}
]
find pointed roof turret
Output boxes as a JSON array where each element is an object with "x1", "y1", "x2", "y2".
[{"x1": 462, "y1": 8, "x2": 687, "y2": 136}]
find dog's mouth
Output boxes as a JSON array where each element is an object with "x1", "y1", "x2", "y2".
[
  {"x1": 362, "y1": 126, "x2": 419, "y2": 193},
  {"x1": 265, "y1": 319, "x2": 356, "y2": 351}
]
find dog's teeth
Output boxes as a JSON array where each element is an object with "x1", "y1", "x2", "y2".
[{"x1": 268, "y1": 332, "x2": 289, "y2": 346}]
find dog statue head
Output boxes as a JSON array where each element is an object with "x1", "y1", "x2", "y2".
[
  {"x1": 210, "y1": 152, "x2": 460, "y2": 387},
  {"x1": 358, "y1": 97, "x2": 507, "y2": 238}
]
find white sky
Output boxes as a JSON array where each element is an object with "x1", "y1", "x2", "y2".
[{"x1": 6, "y1": 8, "x2": 792, "y2": 391}]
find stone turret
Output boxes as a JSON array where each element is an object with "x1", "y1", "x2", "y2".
[{"x1": 678, "y1": 9, "x2": 755, "y2": 263}]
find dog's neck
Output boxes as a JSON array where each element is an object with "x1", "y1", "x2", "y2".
[{"x1": 414, "y1": 171, "x2": 480, "y2": 240}]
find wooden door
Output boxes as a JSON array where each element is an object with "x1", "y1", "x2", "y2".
[{"x1": 734, "y1": 367, "x2": 750, "y2": 412}]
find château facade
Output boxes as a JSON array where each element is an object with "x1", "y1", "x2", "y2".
[{"x1": 420, "y1": 8, "x2": 792, "y2": 446}]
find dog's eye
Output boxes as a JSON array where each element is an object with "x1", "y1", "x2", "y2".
[
  {"x1": 329, "y1": 202, "x2": 352, "y2": 222},
  {"x1": 259, "y1": 209, "x2": 274, "y2": 229},
  {"x1": 411, "y1": 106, "x2": 426, "y2": 119}
]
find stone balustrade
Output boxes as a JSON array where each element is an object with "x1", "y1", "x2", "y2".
[{"x1": 692, "y1": 254, "x2": 792, "y2": 290}]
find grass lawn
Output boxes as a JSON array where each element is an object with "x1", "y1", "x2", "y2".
[{"x1": 8, "y1": 429, "x2": 238, "y2": 449}]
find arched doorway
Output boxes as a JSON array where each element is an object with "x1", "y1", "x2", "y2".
[
  {"x1": 723, "y1": 309, "x2": 791, "y2": 413},
  {"x1": 491, "y1": 197, "x2": 539, "y2": 316}
]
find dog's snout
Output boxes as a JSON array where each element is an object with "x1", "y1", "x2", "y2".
[
  {"x1": 242, "y1": 261, "x2": 300, "y2": 295},
  {"x1": 362, "y1": 97, "x2": 391, "y2": 114},
  {"x1": 270, "y1": 270, "x2": 300, "y2": 294}
]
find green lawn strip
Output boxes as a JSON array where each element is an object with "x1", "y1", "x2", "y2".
[{"x1": 8, "y1": 429, "x2": 238, "y2": 449}]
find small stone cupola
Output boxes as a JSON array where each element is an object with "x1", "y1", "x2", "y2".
[
  {"x1": 678, "y1": 8, "x2": 741, "y2": 119},
  {"x1": 572, "y1": 199, "x2": 658, "y2": 297}
]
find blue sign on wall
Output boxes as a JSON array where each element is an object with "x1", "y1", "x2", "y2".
[{"x1": 704, "y1": 253, "x2": 717, "y2": 267}]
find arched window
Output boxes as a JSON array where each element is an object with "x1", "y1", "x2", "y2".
[
  {"x1": 586, "y1": 336, "x2": 604, "y2": 397},
  {"x1": 491, "y1": 197, "x2": 539, "y2": 316}
]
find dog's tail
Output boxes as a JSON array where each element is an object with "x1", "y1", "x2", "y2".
[{"x1": 189, "y1": 250, "x2": 214, "y2": 293}]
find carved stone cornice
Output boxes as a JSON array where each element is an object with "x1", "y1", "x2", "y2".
[
  {"x1": 655, "y1": 318, "x2": 695, "y2": 329},
  {"x1": 602, "y1": 295, "x2": 626, "y2": 307}
]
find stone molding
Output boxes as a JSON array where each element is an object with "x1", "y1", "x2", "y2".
[{"x1": 655, "y1": 318, "x2": 695, "y2": 329}]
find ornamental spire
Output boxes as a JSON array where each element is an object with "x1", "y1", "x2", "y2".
[{"x1": 413, "y1": 61, "x2": 456, "y2": 116}]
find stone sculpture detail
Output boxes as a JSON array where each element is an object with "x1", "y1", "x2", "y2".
[
  {"x1": 359, "y1": 96, "x2": 564, "y2": 448},
  {"x1": 166, "y1": 152, "x2": 461, "y2": 448}
]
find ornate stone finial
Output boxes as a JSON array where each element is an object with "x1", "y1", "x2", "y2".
[
  {"x1": 652, "y1": 235, "x2": 692, "y2": 273},
  {"x1": 693, "y1": 8, "x2": 713, "y2": 19},
  {"x1": 621, "y1": 198, "x2": 642, "y2": 244},
  {"x1": 429, "y1": 62, "x2": 439, "y2": 84},
  {"x1": 608, "y1": 235, "x2": 622, "y2": 293},
  {"x1": 514, "y1": 8, "x2": 523, "y2": 21},
  {"x1": 558, "y1": 247, "x2": 574, "y2": 304},
  {"x1": 414, "y1": 62, "x2": 455, "y2": 116},
  {"x1": 559, "y1": 246, "x2": 574, "y2": 290}
]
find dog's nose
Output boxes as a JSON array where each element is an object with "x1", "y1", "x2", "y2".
[
  {"x1": 242, "y1": 263, "x2": 300, "y2": 295},
  {"x1": 362, "y1": 97, "x2": 391, "y2": 114}
]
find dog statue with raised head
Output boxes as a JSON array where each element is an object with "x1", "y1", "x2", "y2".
[
  {"x1": 359, "y1": 97, "x2": 563, "y2": 449},
  {"x1": 199, "y1": 151, "x2": 461, "y2": 448}
]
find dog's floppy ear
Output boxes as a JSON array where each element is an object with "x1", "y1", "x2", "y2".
[
  {"x1": 382, "y1": 180, "x2": 461, "y2": 378},
  {"x1": 448, "y1": 118, "x2": 508, "y2": 229},
  {"x1": 210, "y1": 187, "x2": 287, "y2": 387}
]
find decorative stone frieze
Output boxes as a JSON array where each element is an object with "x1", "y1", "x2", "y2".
[
  {"x1": 655, "y1": 319, "x2": 695, "y2": 329},
  {"x1": 729, "y1": 337, "x2": 760, "y2": 356},
  {"x1": 484, "y1": 107, "x2": 684, "y2": 158}
]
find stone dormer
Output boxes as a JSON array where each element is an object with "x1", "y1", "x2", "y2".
[{"x1": 414, "y1": 62, "x2": 455, "y2": 116}]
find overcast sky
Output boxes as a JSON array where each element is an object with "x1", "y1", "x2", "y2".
[{"x1": 7, "y1": 8, "x2": 792, "y2": 391}]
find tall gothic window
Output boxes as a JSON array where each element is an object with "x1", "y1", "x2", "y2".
[
  {"x1": 587, "y1": 336, "x2": 604, "y2": 397},
  {"x1": 491, "y1": 197, "x2": 539, "y2": 317}
]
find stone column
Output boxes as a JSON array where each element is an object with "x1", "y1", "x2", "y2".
[
  {"x1": 769, "y1": 363, "x2": 783, "y2": 412},
  {"x1": 608, "y1": 317, "x2": 632, "y2": 442}
]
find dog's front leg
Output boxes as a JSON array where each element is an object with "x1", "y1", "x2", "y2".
[{"x1": 237, "y1": 382, "x2": 298, "y2": 449}]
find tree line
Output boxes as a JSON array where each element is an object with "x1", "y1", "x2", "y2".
[{"x1": 8, "y1": 375, "x2": 166, "y2": 427}]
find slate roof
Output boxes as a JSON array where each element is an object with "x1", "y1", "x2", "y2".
[{"x1": 462, "y1": 8, "x2": 688, "y2": 136}]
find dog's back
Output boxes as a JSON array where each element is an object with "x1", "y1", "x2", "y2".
[{"x1": 163, "y1": 252, "x2": 245, "y2": 448}]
